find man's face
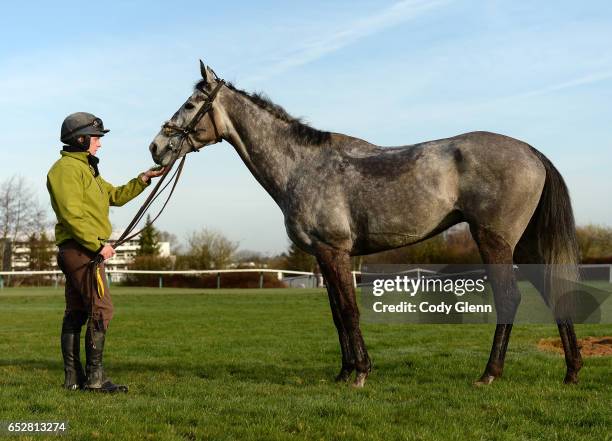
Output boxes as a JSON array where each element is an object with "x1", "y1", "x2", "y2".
[{"x1": 88, "y1": 136, "x2": 101, "y2": 156}]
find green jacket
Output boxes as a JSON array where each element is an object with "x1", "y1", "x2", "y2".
[{"x1": 47, "y1": 151, "x2": 150, "y2": 252}]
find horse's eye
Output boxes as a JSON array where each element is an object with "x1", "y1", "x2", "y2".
[{"x1": 184, "y1": 102, "x2": 195, "y2": 110}]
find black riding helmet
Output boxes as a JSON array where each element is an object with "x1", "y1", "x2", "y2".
[{"x1": 61, "y1": 112, "x2": 110, "y2": 150}]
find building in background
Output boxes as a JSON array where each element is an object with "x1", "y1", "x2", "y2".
[
  {"x1": 3, "y1": 231, "x2": 170, "y2": 272},
  {"x1": 106, "y1": 230, "x2": 171, "y2": 272},
  {"x1": 9, "y1": 240, "x2": 50, "y2": 270}
]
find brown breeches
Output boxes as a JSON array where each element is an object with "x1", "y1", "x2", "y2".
[{"x1": 57, "y1": 240, "x2": 113, "y2": 330}]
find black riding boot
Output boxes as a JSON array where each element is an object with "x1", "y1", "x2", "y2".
[
  {"x1": 84, "y1": 323, "x2": 128, "y2": 393},
  {"x1": 61, "y1": 312, "x2": 86, "y2": 390}
]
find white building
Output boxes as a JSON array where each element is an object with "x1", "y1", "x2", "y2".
[
  {"x1": 3, "y1": 231, "x2": 170, "y2": 273},
  {"x1": 105, "y1": 230, "x2": 171, "y2": 272}
]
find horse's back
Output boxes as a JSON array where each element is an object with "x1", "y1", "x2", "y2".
[
  {"x1": 286, "y1": 131, "x2": 546, "y2": 254},
  {"x1": 340, "y1": 131, "x2": 546, "y2": 252}
]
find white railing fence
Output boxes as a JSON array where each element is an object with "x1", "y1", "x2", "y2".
[
  {"x1": 0, "y1": 268, "x2": 320, "y2": 290},
  {"x1": 1, "y1": 264, "x2": 611, "y2": 290}
]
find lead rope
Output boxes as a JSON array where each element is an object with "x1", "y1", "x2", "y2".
[
  {"x1": 86, "y1": 151, "x2": 186, "y2": 348},
  {"x1": 114, "y1": 156, "x2": 186, "y2": 248}
]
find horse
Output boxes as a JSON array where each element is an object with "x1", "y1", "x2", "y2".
[{"x1": 149, "y1": 61, "x2": 582, "y2": 387}]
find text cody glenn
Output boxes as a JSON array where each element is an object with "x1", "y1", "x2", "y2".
[{"x1": 372, "y1": 301, "x2": 492, "y2": 314}]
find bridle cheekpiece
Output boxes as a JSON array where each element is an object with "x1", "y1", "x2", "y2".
[{"x1": 161, "y1": 76, "x2": 225, "y2": 157}]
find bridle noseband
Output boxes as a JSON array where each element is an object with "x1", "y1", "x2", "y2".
[{"x1": 161, "y1": 78, "x2": 225, "y2": 157}]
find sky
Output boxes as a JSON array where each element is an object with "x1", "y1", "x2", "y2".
[{"x1": 1, "y1": 1, "x2": 611, "y2": 255}]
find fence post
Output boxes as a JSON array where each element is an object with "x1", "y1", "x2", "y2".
[
  {"x1": 216, "y1": 272, "x2": 221, "y2": 289},
  {"x1": 107, "y1": 273, "x2": 112, "y2": 287},
  {"x1": 54, "y1": 274, "x2": 58, "y2": 289},
  {"x1": 259, "y1": 271, "x2": 264, "y2": 289},
  {"x1": 159, "y1": 275, "x2": 163, "y2": 289},
  {"x1": 0, "y1": 275, "x2": 3, "y2": 290}
]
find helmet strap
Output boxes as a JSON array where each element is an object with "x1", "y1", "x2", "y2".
[
  {"x1": 78, "y1": 135, "x2": 91, "y2": 150},
  {"x1": 68, "y1": 135, "x2": 90, "y2": 150},
  {"x1": 63, "y1": 135, "x2": 90, "y2": 152}
]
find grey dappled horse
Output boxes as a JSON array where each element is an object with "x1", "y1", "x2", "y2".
[{"x1": 150, "y1": 62, "x2": 582, "y2": 387}]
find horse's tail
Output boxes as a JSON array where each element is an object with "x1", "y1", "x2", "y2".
[{"x1": 520, "y1": 147, "x2": 580, "y2": 317}]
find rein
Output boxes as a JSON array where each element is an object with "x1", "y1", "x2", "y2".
[
  {"x1": 103, "y1": 78, "x2": 226, "y2": 255},
  {"x1": 85, "y1": 79, "x2": 226, "y2": 336}
]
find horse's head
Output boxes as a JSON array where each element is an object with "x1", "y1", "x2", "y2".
[{"x1": 150, "y1": 60, "x2": 225, "y2": 165}]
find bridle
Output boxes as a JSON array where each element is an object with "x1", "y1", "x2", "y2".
[
  {"x1": 161, "y1": 78, "x2": 225, "y2": 156},
  {"x1": 106, "y1": 77, "x2": 226, "y2": 251}
]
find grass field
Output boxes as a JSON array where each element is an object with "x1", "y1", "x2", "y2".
[{"x1": 0, "y1": 286, "x2": 610, "y2": 441}]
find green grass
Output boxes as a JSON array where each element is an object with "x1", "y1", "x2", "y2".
[{"x1": 0, "y1": 287, "x2": 610, "y2": 441}]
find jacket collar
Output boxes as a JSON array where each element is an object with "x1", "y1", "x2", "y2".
[
  {"x1": 60, "y1": 150, "x2": 100, "y2": 176},
  {"x1": 60, "y1": 150, "x2": 89, "y2": 164}
]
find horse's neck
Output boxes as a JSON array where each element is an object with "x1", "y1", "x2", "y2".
[{"x1": 221, "y1": 91, "x2": 315, "y2": 205}]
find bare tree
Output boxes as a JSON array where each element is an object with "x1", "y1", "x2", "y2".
[
  {"x1": 158, "y1": 230, "x2": 181, "y2": 254},
  {"x1": 233, "y1": 249, "x2": 271, "y2": 268},
  {"x1": 577, "y1": 224, "x2": 612, "y2": 260},
  {"x1": 181, "y1": 228, "x2": 238, "y2": 269},
  {"x1": 0, "y1": 176, "x2": 49, "y2": 270}
]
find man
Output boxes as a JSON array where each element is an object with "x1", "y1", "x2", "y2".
[{"x1": 47, "y1": 112, "x2": 164, "y2": 393}]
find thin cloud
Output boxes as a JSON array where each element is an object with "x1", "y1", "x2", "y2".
[
  {"x1": 247, "y1": 0, "x2": 450, "y2": 81},
  {"x1": 391, "y1": 69, "x2": 612, "y2": 125},
  {"x1": 510, "y1": 71, "x2": 612, "y2": 99}
]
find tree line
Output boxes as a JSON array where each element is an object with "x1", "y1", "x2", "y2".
[{"x1": 2, "y1": 175, "x2": 612, "y2": 273}]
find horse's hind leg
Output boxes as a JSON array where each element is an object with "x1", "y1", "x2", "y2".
[
  {"x1": 557, "y1": 321, "x2": 582, "y2": 383},
  {"x1": 317, "y1": 256, "x2": 355, "y2": 382},
  {"x1": 471, "y1": 225, "x2": 521, "y2": 386},
  {"x1": 514, "y1": 235, "x2": 583, "y2": 383},
  {"x1": 316, "y1": 246, "x2": 371, "y2": 387}
]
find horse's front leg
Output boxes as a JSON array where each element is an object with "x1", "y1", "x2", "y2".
[
  {"x1": 318, "y1": 255, "x2": 355, "y2": 382},
  {"x1": 316, "y1": 247, "x2": 371, "y2": 387}
]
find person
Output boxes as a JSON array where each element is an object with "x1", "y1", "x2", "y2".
[{"x1": 47, "y1": 112, "x2": 164, "y2": 393}]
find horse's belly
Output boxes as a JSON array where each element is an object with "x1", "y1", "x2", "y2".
[{"x1": 351, "y1": 197, "x2": 458, "y2": 254}]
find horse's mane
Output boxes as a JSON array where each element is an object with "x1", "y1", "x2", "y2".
[{"x1": 195, "y1": 79, "x2": 331, "y2": 145}]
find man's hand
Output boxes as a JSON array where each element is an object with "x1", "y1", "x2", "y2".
[
  {"x1": 141, "y1": 166, "x2": 166, "y2": 183},
  {"x1": 99, "y1": 244, "x2": 115, "y2": 260}
]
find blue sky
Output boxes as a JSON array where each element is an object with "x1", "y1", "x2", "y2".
[{"x1": 1, "y1": 1, "x2": 611, "y2": 254}]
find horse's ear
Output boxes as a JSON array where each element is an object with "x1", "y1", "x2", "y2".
[
  {"x1": 205, "y1": 66, "x2": 217, "y2": 82},
  {"x1": 199, "y1": 60, "x2": 218, "y2": 84},
  {"x1": 199, "y1": 59, "x2": 207, "y2": 80}
]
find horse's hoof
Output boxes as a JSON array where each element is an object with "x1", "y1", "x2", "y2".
[
  {"x1": 352, "y1": 372, "x2": 368, "y2": 388},
  {"x1": 335, "y1": 371, "x2": 352, "y2": 383},
  {"x1": 473, "y1": 374, "x2": 496, "y2": 386}
]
